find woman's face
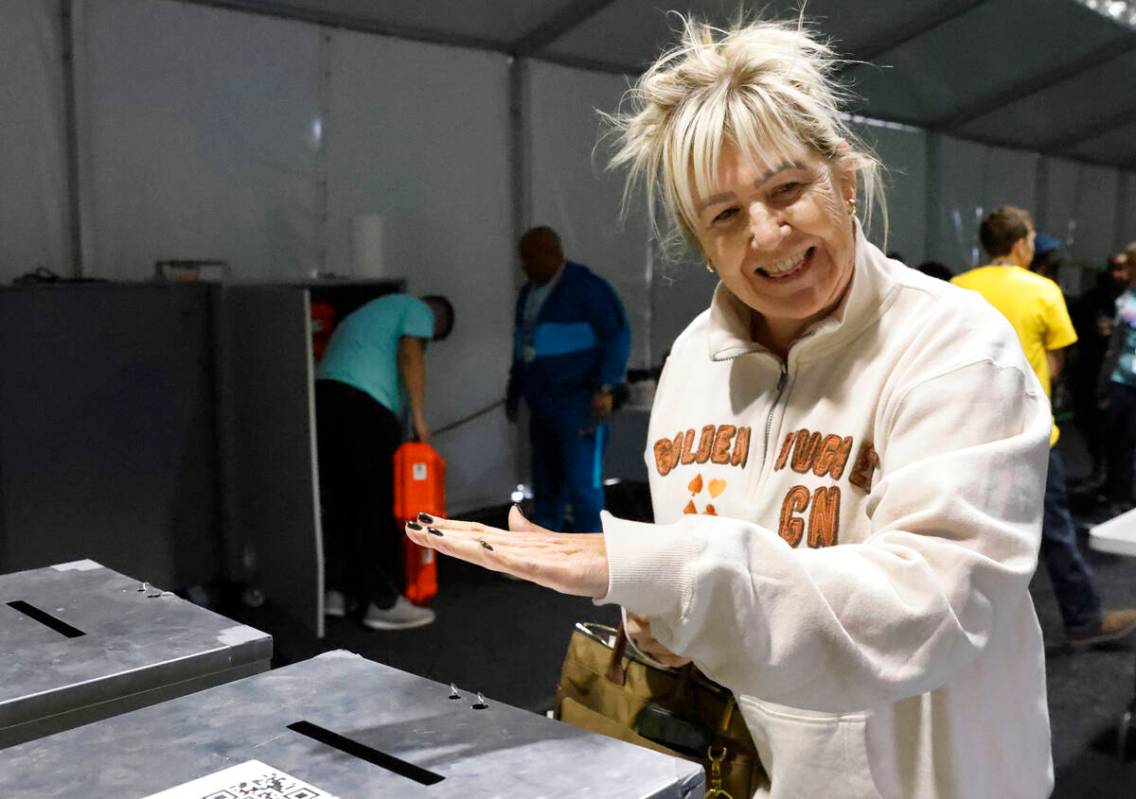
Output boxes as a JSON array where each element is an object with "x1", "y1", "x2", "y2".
[{"x1": 692, "y1": 140, "x2": 857, "y2": 351}]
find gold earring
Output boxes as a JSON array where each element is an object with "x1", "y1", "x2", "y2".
[
  {"x1": 848, "y1": 197, "x2": 857, "y2": 216},
  {"x1": 705, "y1": 261, "x2": 715, "y2": 273}
]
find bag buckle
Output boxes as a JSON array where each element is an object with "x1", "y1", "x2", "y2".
[{"x1": 704, "y1": 745, "x2": 733, "y2": 798}]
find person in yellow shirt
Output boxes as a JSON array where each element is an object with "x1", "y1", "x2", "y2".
[{"x1": 953, "y1": 206, "x2": 1136, "y2": 645}]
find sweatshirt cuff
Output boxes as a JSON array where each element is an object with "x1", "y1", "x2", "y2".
[{"x1": 596, "y1": 511, "x2": 700, "y2": 618}]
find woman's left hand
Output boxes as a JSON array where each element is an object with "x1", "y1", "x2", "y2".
[{"x1": 404, "y1": 506, "x2": 610, "y2": 599}]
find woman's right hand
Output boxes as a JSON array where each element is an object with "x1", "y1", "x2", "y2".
[{"x1": 625, "y1": 610, "x2": 692, "y2": 668}]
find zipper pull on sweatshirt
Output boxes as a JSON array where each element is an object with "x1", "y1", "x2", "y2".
[{"x1": 761, "y1": 361, "x2": 790, "y2": 473}]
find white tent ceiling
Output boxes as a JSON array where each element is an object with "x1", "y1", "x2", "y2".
[{"x1": 190, "y1": 0, "x2": 1136, "y2": 168}]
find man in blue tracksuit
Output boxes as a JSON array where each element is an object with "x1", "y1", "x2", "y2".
[{"x1": 507, "y1": 227, "x2": 631, "y2": 532}]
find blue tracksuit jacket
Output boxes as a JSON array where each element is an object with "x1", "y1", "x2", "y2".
[{"x1": 508, "y1": 261, "x2": 630, "y2": 417}]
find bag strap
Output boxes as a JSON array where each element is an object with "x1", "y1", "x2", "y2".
[
  {"x1": 718, "y1": 693, "x2": 737, "y2": 734},
  {"x1": 605, "y1": 624, "x2": 629, "y2": 685}
]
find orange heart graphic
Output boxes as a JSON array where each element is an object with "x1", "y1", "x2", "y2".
[
  {"x1": 688, "y1": 473, "x2": 703, "y2": 494},
  {"x1": 708, "y1": 479, "x2": 727, "y2": 498}
]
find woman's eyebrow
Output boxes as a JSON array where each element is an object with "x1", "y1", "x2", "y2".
[
  {"x1": 698, "y1": 191, "x2": 735, "y2": 211},
  {"x1": 757, "y1": 161, "x2": 804, "y2": 184},
  {"x1": 697, "y1": 161, "x2": 806, "y2": 211}
]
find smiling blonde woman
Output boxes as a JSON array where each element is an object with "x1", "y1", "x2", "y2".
[{"x1": 408, "y1": 15, "x2": 1053, "y2": 798}]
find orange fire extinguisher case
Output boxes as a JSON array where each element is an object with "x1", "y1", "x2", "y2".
[
  {"x1": 309, "y1": 300, "x2": 337, "y2": 362},
  {"x1": 393, "y1": 441, "x2": 445, "y2": 604}
]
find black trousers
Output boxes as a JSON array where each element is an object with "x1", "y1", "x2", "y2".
[
  {"x1": 315, "y1": 379, "x2": 402, "y2": 608},
  {"x1": 1106, "y1": 381, "x2": 1136, "y2": 505}
]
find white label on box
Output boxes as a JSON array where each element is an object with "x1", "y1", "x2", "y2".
[
  {"x1": 142, "y1": 759, "x2": 338, "y2": 799},
  {"x1": 412, "y1": 462, "x2": 428, "y2": 481}
]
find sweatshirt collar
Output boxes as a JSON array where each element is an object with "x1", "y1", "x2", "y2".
[{"x1": 707, "y1": 221, "x2": 899, "y2": 363}]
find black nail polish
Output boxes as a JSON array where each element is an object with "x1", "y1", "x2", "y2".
[
  {"x1": 418, "y1": 512, "x2": 435, "y2": 524},
  {"x1": 406, "y1": 521, "x2": 423, "y2": 531},
  {"x1": 427, "y1": 526, "x2": 444, "y2": 537},
  {"x1": 480, "y1": 540, "x2": 494, "y2": 551}
]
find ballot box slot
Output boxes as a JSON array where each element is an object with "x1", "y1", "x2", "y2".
[
  {"x1": 5, "y1": 601, "x2": 85, "y2": 639},
  {"x1": 287, "y1": 720, "x2": 444, "y2": 786}
]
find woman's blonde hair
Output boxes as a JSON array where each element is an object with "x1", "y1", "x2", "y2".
[{"x1": 606, "y1": 14, "x2": 885, "y2": 256}]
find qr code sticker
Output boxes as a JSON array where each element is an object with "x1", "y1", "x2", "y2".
[{"x1": 142, "y1": 760, "x2": 338, "y2": 799}]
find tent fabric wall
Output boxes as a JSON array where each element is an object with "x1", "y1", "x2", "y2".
[
  {"x1": 73, "y1": 0, "x2": 517, "y2": 511},
  {"x1": 0, "y1": 0, "x2": 70, "y2": 283},
  {"x1": 928, "y1": 135, "x2": 1044, "y2": 271},
  {"x1": 647, "y1": 248, "x2": 718, "y2": 370},
  {"x1": 526, "y1": 61, "x2": 655, "y2": 369},
  {"x1": 323, "y1": 29, "x2": 515, "y2": 512},
  {"x1": 930, "y1": 135, "x2": 988, "y2": 270},
  {"x1": 75, "y1": 0, "x2": 324, "y2": 280},
  {"x1": 1044, "y1": 157, "x2": 1083, "y2": 251},
  {"x1": 1121, "y1": 173, "x2": 1136, "y2": 251},
  {"x1": 526, "y1": 60, "x2": 722, "y2": 372},
  {"x1": 1044, "y1": 157, "x2": 1124, "y2": 267},
  {"x1": 1072, "y1": 163, "x2": 1121, "y2": 265},
  {"x1": 849, "y1": 120, "x2": 928, "y2": 265}
]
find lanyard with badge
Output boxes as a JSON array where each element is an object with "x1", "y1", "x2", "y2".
[{"x1": 521, "y1": 288, "x2": 544, "y2": 364}]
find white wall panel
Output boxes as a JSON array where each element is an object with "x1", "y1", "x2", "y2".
[
  {"x1": 1043, "y1": 158, "x2": 1121, "y2": 266},
  {"x1": 983, "y1": 144, "x2": 1038, "y2": 217},
  {"x1": 850, "y1": 120, "x2": 927, "y2": 264},
  {"x1": 325, "y1": 30, "x2": 514, "y2": 512},
  {"x1": 0, "y1": 0, "x2": 70, "y2": 281},
  {"x1": 76, "y1": 0, "x2": 322, "y2": 279},
  {"x1": 930, "y1": 136, "x2": 986, "y2": 270},
  {"x1": 1120, "y1": 173, "x2": 1136, "y2": 252},
  {"x1": 929, "y1": 136, "x2": 1038, "y2": 271},
  {"x1": 527, "y1": 62, "x2": 655, "y2": 368},
  {"x1": 1069, "y1": 164, "x2": 1119, "y2": 266},
  {"x1": 1043, "y1": 157, "x2": 1080, "y2": 248}
]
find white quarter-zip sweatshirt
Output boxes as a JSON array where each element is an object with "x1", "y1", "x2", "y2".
[{"x1": 600, "y1": 232, "x2": 1054, "y2": 798}]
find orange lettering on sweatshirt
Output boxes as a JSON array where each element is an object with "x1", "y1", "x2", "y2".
[
  {"x1": 711, "y1": 425, "x2": 736, "y2": 464},
  {"x1": 694, "y1": 425, "x2": 715, "y2": 463},
  {"x1": 774, "y1": 432, "x2": 795, "y2": 471},
  {"x1": 813, "y1": 435, "x2": 854, "y2": 480},
  {"x1": 849, "y1": 441, "x2": 879, "y2": 491},
  {"x1": 790, "y1": 430, "x2": 822, "y2": 473},
  {"x1": 778, "y1": 486, "x2": 810, "y2": 547},
  {"x1": 807, "y1": 487, "x2": 840, "y2": 548},
  {"x1": 653, "y1": 436, "x2": 677, "y2": 476},
  {"x1": 730, "y1": 426, "x2": 751, "y2": 467},
  {"x1": 679, "y1": 429, "x2": 697, "y2": 465},
  {"x1": 652, "y1": 424, "x2": 752, "y2": 476}
]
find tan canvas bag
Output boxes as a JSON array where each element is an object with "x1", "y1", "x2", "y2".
[{"x1": 554, "y1": 622, "x2": 767, "y2": 798}]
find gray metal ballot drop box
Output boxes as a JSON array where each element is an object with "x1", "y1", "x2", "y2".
[
  {"x1": 0, "y1": 650, "x2": 705, "y2": 798},
  {"x1": 0, "y1": 559, "x2": 272, "y2": 748}
]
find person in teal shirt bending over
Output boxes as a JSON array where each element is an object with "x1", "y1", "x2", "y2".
[{"x1": 315, "y1": 293, "x2": 454, "y2": 630}]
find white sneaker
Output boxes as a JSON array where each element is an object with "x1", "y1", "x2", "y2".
[
  {"x1": 324, "y1": 590, "x2": 346, "y2": 618},
  {"x1": 361, "y1": 596, "x2": 436, "y2": 630}
]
